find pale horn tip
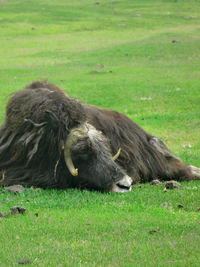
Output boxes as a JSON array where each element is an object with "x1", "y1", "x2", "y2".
[
  {"x1": 72, "y1": 169, "x2": 78, "y2": 176},
  {"x1": 113, "y1": 148, "x2": 121, "y2": 161}
]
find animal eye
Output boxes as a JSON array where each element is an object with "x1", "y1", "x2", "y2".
[
  {"x1": 71, "y1": 138, "x2": 94, "y2": 159},
  {"x1": 71, "y1": 147, "x2": 92, "y2": 161}
]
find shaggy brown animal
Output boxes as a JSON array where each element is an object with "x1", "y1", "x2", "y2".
[
  {"x1": 85, "y1": 105, "x2": 200, "y2": 183},
  {"x1": 0, "y1": 81, "x2": 199, "y2": 192}
]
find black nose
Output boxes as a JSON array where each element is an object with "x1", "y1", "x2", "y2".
[
  {"x1": 112, "y1": 175, "x2": 132, "y2": 192},
  {"x1": 116, "y1": 183, "x2": 131, "y2": 190}
]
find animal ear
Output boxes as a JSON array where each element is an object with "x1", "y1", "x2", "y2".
[{"x1": 45, "y1": 110, "x2": 60, "y2": 130}]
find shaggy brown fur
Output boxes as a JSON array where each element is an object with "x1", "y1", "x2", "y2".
[
  {"x1": 0, "y1": 81, "x2": 199, "y2": 190},
  {"x1": 0, "y1": 83, "x2": 86, "y2": 188},
  {"x1": 85, "y1": 105, "x2": 195, "y2": 183},
  {"x1": 25, "y1": 80, "x2": 67, "y2": 95}
]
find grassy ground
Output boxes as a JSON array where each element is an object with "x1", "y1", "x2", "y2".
[{"x1": 0, "y1": 0, "x2": 200, "y2": 266}]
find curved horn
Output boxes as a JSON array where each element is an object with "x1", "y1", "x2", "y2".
[
  {"x1": 64, "y1": 147, "x2": 78, "y2": 176},
  {"x1": 63, "y1": 125, "x2": 87, "y2": 176},
  {"x1": 113, "y1": 148, "x2": 121, "y2": 161}
]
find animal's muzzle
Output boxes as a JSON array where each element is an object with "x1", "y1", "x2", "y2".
[{"x1": 111, "y1": 175, "x2": 132, "y2": 193}]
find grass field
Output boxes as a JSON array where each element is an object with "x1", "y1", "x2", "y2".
[{"x1": 0, "y1": 0, "x2": 200, "y2": 266}]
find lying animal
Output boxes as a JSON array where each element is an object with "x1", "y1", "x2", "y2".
[{"x1": 0, "y1": 81, "x2": 199, "y2": 192}]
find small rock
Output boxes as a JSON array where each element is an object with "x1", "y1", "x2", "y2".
[
  {"x1": 151, "y1": 179, "x2": 163, "y2": 186},
  {"x1": 182, "y1": 144, "x2": 192, "y2": 149},
  {"x1": 18, "y1": 259, "x2": 31, "y2": 265},
  {"x1": 163, "y1": 187, "x2": 167, "y2": 192},
  {"x1": 192, "y1": 186, "x2": 198, "y2": 190},
  {"x1": 165, "y1": 180, "x2": 181, "y2": 189},
  {"x1": 172, "y1": 40, "x2": 179, "y2": 43},
  {"x1": 149, "y1": 229, "x2": 158, "y2": 234},
  {"x1": 196, "y1": 207, "x2": 200, "y2": 212},
  {"x1": 92, "y1": 70, "x2": 99, "y2": 74},
  {"x1": 4, "y1": 185, "x2": 25, "y2": 194},
  {"x1": 95, "y1": 1, "x2": 100, "y2": 4},
  {"x1": 10, "y1": 206, "x2": 26, "y2": 215},
  {"x1": 161, "y1": 202, "x2": 168, "y2": 208},
  {"x1": 177, "y1": 204, "x2": 184, "y2": 209}
]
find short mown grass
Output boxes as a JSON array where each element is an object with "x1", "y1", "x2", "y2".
[
  {"x1": 0, "y1": 0, "x2": 200, "y2": 266},
  {"x1": 1, "y1": 183, "x2": 200, "y2": 266}
]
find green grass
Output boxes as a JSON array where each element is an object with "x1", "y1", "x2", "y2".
[
  {"x1": 1, "y1": 184, "x2": 200, "y2": 266},
  {"x1": 0, "y1": 0, "x2": 200, "y2": 266}
]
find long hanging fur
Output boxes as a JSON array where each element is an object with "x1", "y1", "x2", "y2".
[
  {"x1": 84, "y1": 105, "x2": 194, "y2": 183},
  {"x1": 0, "y1": 81, "x2": 199, "y2": 189},
  {"x1": 0, "y1": 83, "x2": 86, "y2": 188}
]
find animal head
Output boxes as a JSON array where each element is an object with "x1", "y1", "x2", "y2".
[{"x1": 62, "y1": 122, "x2": 132, "y2": 192}]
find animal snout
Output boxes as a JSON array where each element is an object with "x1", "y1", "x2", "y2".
[{"x1": 112, "y1": 175, "x2": 132, "y2": 193}]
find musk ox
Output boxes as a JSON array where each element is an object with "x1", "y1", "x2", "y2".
[{"x1": 0, "y1": 81, "x2": 199, "y2": 192}]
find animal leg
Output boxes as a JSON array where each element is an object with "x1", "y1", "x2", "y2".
[
  {"x1": 149, "y1": 136, "x2": 200, "y2": 181},
  {"x1": 189, "y1": 165, "x2": 200, "y2": 180}
]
